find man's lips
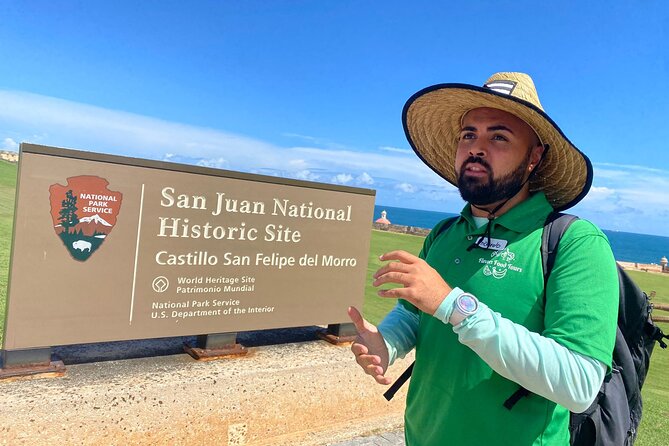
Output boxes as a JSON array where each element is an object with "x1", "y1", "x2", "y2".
[{"x1": 463, "y1": 163, "x2": 490, "y2": 178}]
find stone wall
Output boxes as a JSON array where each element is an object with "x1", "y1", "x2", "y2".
[
  {"x1": 372, "y1": 222, "x2": 431, "y2": 237},
  {"x1": 0, "y1": 151, "x2": 19, "y2": 163}
]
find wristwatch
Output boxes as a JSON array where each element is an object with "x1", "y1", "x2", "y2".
[{"x1": 450, "y1": 292, "x2": 479, "y2": 325}]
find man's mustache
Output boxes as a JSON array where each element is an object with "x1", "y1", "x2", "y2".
[{"x1": 461, "y1": 156, "x2": 492, "y2": 173}]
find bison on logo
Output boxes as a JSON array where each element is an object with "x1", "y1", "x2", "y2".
[{"x1": 49, "y1": 176, "x2": 123, "y2": 261}]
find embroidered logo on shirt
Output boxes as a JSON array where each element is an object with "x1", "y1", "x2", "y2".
[{"x1": 480, "y1": 248, "x2": 523, "y2": 279}]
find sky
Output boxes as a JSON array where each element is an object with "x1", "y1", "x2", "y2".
[{"x1": 0, "y1": 1, "x2": 667, "y2": 235}]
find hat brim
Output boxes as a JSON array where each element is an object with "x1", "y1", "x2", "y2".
[{"x1": 402, "y1": 83, "x2": 592, "y2": 211}]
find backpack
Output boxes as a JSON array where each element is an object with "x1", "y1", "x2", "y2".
[
  {"x1": 383, "y1": 213, "x2": 669, "y2": 446},
  {"x1": 524, "y1": 212, "x2": 669, "y2": 445}
]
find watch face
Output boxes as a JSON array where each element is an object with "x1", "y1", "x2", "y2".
[{"x1": 457, "y1": 294, "x2": 478, "y2": 314}]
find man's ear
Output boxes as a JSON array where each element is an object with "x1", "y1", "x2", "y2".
[{"x1": 530, "y1": 143, "x2": 545, "y2": 169}]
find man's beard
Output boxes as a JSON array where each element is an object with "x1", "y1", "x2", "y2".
[{"x1": 457, "y1": 156, "x2": 531, "y2": 206}]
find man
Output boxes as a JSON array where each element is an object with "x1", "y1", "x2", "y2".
[{"x1": 349, "y1": 72, "x2": 618, "y2": 445}]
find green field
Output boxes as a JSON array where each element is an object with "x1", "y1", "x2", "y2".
[
  {"x1": 0, "y1": 159, "x2": 667, "y2": 443},
  {"x1": 0, "y1": 160, "x2": 17, "y2": 343}
]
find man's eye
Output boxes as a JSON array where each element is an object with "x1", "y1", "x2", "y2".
[
  {"x1": 492, "y1": 134, "x2": 508, "y2": 141},
  {"x1": 461, "y1": 133, "x2": 476, "y2": 140}
]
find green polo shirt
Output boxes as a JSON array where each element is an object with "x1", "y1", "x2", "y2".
[{"x1": 401, "y1": 192, "x2": 618, "y2": 446}]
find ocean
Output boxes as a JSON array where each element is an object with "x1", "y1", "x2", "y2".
[{"x1": 373, "y1": 205, "x2": 669, "y2": 265}]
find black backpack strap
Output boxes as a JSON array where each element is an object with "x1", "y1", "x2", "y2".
[
  {"x1": 648, "y1": 323, "x2": 669, "y2": 349},
  {"x1": 542, "y1": 212, "x2": 579, "y2": 289},
  {"x1": 503, "y1": 387, "x2": 530, "y2": 410},
  {"x1": 383, "y1": 216, "x2": 459, "y2": 401},
  {"x1": 383, "y1": 362, "x2": 414, "y2": 401},
  {"x1": 505, "y1": 212, "x2": 579, "y2": 410},
  {"x1": 431, "y1": 216, "x2": 460, "y2": 243}
]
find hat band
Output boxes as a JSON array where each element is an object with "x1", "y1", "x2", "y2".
[{"x1": 483, "y1": 80, "x2": 517, "y2": 95}]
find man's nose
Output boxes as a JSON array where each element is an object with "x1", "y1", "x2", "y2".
[{"x1": 468, "y1": 139, "x2": 487, "y2": 157}]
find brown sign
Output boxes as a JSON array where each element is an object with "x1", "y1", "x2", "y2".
[{"x1": 4, "y1": 144, "x2": 375, "y2": 350}]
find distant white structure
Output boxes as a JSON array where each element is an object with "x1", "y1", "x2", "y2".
[
  {"x1": 375, "y1": 210, "x2": 391, "y2": 225},
  {"x1": 0, "y1": 151, "x2": 19, "y2": 163},
  {"x1": 661, "y1": 256, "x2": 668, "y2": 272}
]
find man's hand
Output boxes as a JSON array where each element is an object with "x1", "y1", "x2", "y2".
[
  {"x1": 373, "y1": 250, "x2": 452, "y2": 315},
  {"x1": 348, "y1": 306, "x2": 392, "y2": 385}
]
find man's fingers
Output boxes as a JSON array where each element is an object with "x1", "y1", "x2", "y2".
[
  {"x1": 374, "y1": 375, "x2": 392, "y2": 385},
  {"x1": 354, "y1": 352, "x2": 382, "y2": 371},
  {"x1": 348, "y1": 306, "x2": 390, "y2": 386},
  {"x1": 364, "y1": 362, "x2": 384, "y2": 376},
  {"x1": 355, "y1": 352, "x2": 380, "y2": 366},
  {"x1": 347, "y1": 306, "x2": 366, "y2": 333},
  {"x1": 350, "y1": 341, "x2": 369, "y2": 356},
  {"x1": 380, "y1": 250, "x2": 420, "y2": 264},
  {"x1": 373, "y1": 261, "x2": 411, "y2": 279},
  {"x1": 373, "y1": 271, "x2": 410, "y2": 288},
  {"x1": 356, "y1": 355, "x2": 390, "y2": 384},
  {"x1": 377, "y1": 287, "x2": 409, "y2": 299}
]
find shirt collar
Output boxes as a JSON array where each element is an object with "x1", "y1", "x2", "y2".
[{"x1": 459, "y1": 192, "x2": 552, "y2": 234}]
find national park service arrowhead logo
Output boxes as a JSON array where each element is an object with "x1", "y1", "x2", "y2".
[{"x1": 49, "y1": 176, "x2": 123, "y2": 261}]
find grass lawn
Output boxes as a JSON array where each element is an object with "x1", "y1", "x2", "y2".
[
  {"x1": 0, "y1": 160, "x2": 17, "y2": 345},
  {"x1": 361, "y1": 229, "x2": 426, "y2": 324},
  {"x1": 627, "y1": 270, "x2": 669, "y2": 446},
  {"x1": 1, "y1": 160, "x2": 668, "y2": 443}
]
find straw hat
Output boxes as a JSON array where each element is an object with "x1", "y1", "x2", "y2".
[{"x1": 402, "y1": 72, "x2": 592, "y2": 211}]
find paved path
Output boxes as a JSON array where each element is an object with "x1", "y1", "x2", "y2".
[
  {"x1": 329, "y1": 430, "x2": 405, "y2": 446},
  {"x1": 1, "y1": 331, "x2": 411, "y2": 446}
]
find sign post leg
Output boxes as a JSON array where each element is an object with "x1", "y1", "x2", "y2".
[
  {"x1": 0, "y1": 348, "x2": 65, "y2": 381},
  {"x1": 183, "y1": 333, "x2": 248, "y2": 361},
  {"x1": 318, "y1": 323, "x2": 357, "y2": 344}
]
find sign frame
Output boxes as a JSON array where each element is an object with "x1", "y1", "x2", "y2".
[{"x1": 3, "y1": 143, "x2": 375, "y2": 350}]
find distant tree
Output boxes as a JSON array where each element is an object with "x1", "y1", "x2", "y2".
[{"x1": 58, "y1": 190, "x2": 79, "y2": 233}]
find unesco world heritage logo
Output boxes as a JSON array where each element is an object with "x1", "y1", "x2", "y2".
[
  {"x1": 152, "y1": 276, "x2": 169, "y2": 293},
  {"x1": 49, "y1": 176, "x2": 123, "y2": 261}
]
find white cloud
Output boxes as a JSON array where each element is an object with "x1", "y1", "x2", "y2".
[
  {"x1": 593, "y1": 164, "x2": 669, "y2": 188},
  {"x1": 595, "y1": 162, "x2": 665, "y2": 175},
  {"x1": 290, "y1": 146, "x2": 438, "y2": 184},
  {"x1": 288, "y1": 159, "x2": 309, "y2": 170},
  {"x1": 294, "y1": 170, "x2": 320, "y2": 181},
  {"x1": 283, "y1": 132, "x2": 318, "y2": 143},
  {"x1": 616, "y1": 188, "x2": 669, "y2": 208},
  {"x1": 0, "y1": 90, "x2": 281, "y2": 165},
  {"x1": 396, "y1": 182, "x2": 416, "y2": 193},
  {"x1": 580, "y1": 186, "x2": 620, "y2": 213},
  {"x1": 2, "y1": 89, "x2": 668, "y2": 235},
  {"x1": 282, "y1": 132, "x2": 350, "y2": 150},
  {"x1": 0, "y1": 90, "x2": 440, "y2": 186},
  {"x1": 584, "y1": 186, "x2": 617, "y2": 201},
  {"x1": 379, "y1": 146, "x2": 413, "y2": 155},
  {"x1": 572, "y1": 163, "x2": 669, "y2": 234},
  {"x1": 356, "y1": 172, "x2": 374, "y2": 185},
  {"x1": 592, "y1": 168, "x2": 629, "y2": 180},
  {"x1": 196, "y1": 157, "x2": 229, "y2": 169},
  {"x1": 2, "y1": 137, "x2": 18, "y2": 151},
  {"x1": 591, "y1": 165, "x2": 669, "y2": 204},
  {"x1": 331, "y1": 173, "x2": 353, "y2": 184}
]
